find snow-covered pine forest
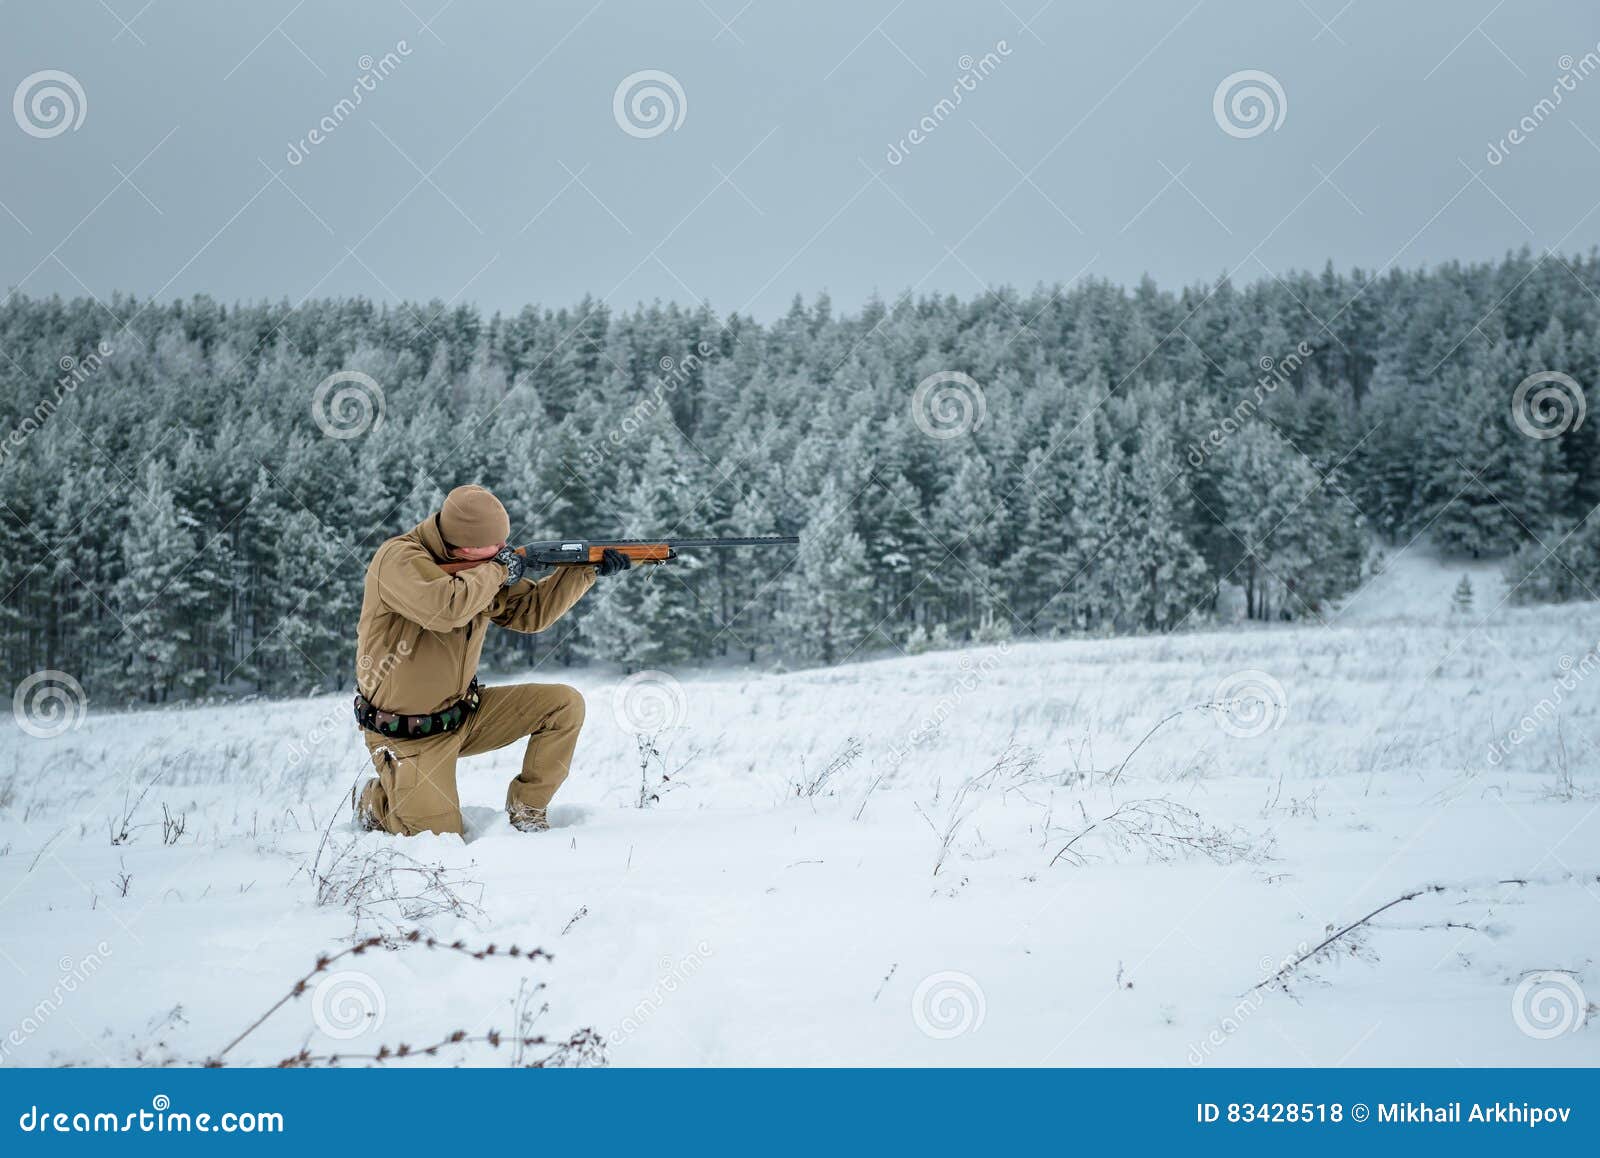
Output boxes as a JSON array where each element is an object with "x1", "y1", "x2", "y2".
[{"x1": 2, "y1": 248, "x2": 1597, "y2": 704}]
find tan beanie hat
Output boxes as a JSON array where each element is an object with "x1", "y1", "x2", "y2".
[{"x1": 438, "y1": 484, "x2": 510, "y2": 548}]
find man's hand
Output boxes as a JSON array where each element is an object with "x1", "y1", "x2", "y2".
[
  {"x1": 492, "y1": 545, "x2": 526, "y2": 587},
  {"x1": 595, "y1": 548, "x2": 632, "y2": 577}
]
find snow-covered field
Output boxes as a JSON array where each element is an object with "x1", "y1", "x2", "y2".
[{"x1": 2, "y1": 552, "x2": 1597, "y2": 1067}]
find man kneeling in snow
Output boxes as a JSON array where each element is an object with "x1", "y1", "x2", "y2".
[{"x1": 352, "y1": 484, "x2": 631, "y2": 836}]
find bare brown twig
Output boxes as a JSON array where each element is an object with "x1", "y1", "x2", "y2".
[
  {"x1": 275, "y1": 1027, "x2": 605, "y2": 1069},
  {"x1": 212, "y1": 930, "x2": 554, "y2": 1064}
]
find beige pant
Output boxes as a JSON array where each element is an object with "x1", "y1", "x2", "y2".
[{"x1": 360, "y1": 682, "x2": 585, "y2": 836}]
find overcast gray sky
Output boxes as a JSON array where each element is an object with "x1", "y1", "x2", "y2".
[{"x1": 4, "y1": 0, "x2": 1600, "y2": 319}]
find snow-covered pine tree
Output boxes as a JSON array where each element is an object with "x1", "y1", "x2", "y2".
[
  {"x1": 576, "y1": 438, "x2": 705, "y2": 670},
  {"x1": 1124, "y1": 422, "x2": 1211, "y2": 630},
  {"x1": 110, "y1": 465, "x2": 218, "y2": 702},
  {"x1": 256, "y1": 508, "x2": 359, "y2": 693},
  {"x1": 775, "y1": 478, "x2": 878, "y2": 665}
]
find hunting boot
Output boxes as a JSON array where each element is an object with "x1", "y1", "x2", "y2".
[
  {"x1": 509, "y1": 803, "x2": 549, "y2": 833},
  {"x1": 354, "y1": 778, "x2": 384, "y2": 833}
]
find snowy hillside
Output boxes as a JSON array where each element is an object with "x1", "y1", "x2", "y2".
[{"x1": 2, "y1": 554, "x2": 1597, "y2": 1067}]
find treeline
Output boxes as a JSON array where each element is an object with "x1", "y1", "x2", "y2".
[{"x1": 1, "y1": 248, "x2": 1595, "y2": 703}]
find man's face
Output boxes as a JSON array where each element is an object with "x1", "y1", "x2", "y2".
[{"x1": 449, "y1": 541, "x2": 505, "y2": 561}]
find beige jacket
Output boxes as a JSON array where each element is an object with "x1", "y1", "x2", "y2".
[{"x1": 355, "y1": 515, "x2": 596, "y2": 714}]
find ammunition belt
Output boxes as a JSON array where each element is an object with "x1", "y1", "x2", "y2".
[{"x1": 353, "y1": 679, "x2": 481, "y2": 739}]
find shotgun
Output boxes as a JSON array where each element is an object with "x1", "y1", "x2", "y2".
[{"x1": 437, "y1": 535, "x2": 799, "y2": 576}]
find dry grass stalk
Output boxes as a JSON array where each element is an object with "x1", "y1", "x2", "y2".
[
  {"x1": 1252, "y1": 885, "x2": 1449, "y2": 994},
  {"x1": 213, "y1": 930, "x2": 567, "y2": 1066}
]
